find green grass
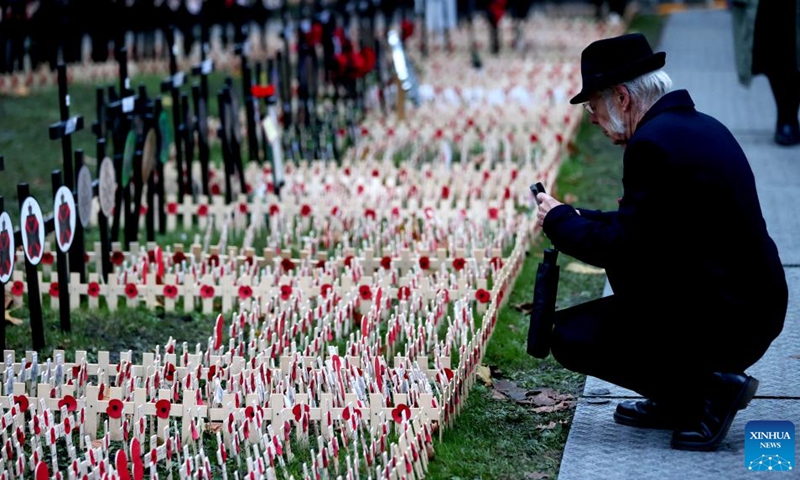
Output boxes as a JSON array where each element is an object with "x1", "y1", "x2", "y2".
[{"x1": 0, "y1": 11, "x2": 664, "y2": 479}]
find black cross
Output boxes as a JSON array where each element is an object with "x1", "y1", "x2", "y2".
[{"x1": 48, "y1": 63, "x2": 87, "y2": 283}]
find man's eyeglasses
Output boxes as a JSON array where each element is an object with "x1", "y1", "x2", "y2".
[{"x1": 582, "y1": 102, "x2": 595, "y2": 115}]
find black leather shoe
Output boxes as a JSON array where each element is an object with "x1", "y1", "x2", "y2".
[
  {"x1": 671, "y1": 373, "x2": 758, "y2": 452},
  {"x1": 774, "y1": 123, "x2": 800, "y2": 146},
  {"x1": 614, "y1": 399, "x2": 680, "y2": 429}
]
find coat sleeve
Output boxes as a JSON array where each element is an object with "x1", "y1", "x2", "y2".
[{"x1": 542, "y1": 139, "x2": 671, "y2": 269}]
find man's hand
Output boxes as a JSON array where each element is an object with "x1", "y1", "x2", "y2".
[{"x1": 536, "y1": 193, "x2": 563, "y2": 228}]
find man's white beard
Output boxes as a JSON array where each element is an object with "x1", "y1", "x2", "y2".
[{"x1": 604, "y1": 97, "x2": 626, "y2": 136}]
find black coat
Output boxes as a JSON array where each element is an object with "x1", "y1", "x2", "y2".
[{"x1": 543, "y1": 90, "x2": 787, "y2": 359}]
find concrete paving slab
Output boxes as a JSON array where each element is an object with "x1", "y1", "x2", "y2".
[{"x1": 558, "y1": 399, "x2": 800, "y2": 480}]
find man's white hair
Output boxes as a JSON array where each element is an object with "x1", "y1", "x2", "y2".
[{"x1": 600, "y1": 69, "x2": 674, "y2": 135}]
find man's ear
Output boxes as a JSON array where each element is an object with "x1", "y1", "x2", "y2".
[{"x1": 615, "y1": 84, "x2": 631, "y2": 111}]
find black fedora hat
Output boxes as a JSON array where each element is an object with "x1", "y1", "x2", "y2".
[{"x1": 570, "y1": 33, "x2": 666, "y2": 104}]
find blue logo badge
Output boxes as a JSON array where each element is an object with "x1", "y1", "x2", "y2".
[{"x1": 745, "y1": 420, "x2": 794, "y2": 471}]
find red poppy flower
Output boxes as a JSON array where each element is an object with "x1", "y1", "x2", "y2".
[
  {"x1": 251, "y1": 84, "x2": 275, "y2": 98},
  {"x1": 452, "y1": 258, "x2": 466, "y2": 271},
  {"x1": 49, "y1": 282, "x2": 59, "y2": 298},
  {"x1": 359, "y1": 285, "x2": 372, "y2": 301},
  {"x1": 400, "y1": 18, "x2": 414, "y2": 41},
  {"x1": 163, "y1": 285, "x2": 178, "y2": 299},
  {"x1": 418, "y1": 256, "x2": 430, "y2": 270},
  {"x1": 58, "y1": 395, "x2": 77, "y2": 412},
  {"x1": 380, "y1": 256, "x2": 392, "y2": 270},
  {"x1": 320, "y1": 284, "x2": 333, "y2": 298},
  {"x1": 124, "y1": 284, "x2": 138, "y2": 299},
  {"x1": 207, "y1": 365, "x2": 217, "y2": 380},
  {"x1": 490, "y1": 257, "x2": 503, "y2": 270},
  {"x1": 280, "y1": 285, "x2": 292, "y2": 301},
  {"x1": 172, "y1": 251, "x2": 186, "y2": 264},
  {"x1": 391, "y1": 404, "x2": 412, "y2": 424},
  {"x1": 238, "y1": 285, "x2": 253, "y2": 300},
  {"x1": 164, "y1": 364, "x2": 176, "y2": 382},
  {"x1": 107, "y1": 399, "x2": 123, "y2": 419},
  {"x1": 87, "y1": 282, "x2": 100, "y2": 298},
  {"x1": 397, "y1": 286, "x2": 411, "y2": 301},
  {"x1": 245, "y1": 406, "x2": 256, "y2": 420},
  {"x1": 208, "y1": 254, "x2": 220, "y2": 267},
  {"x1": 344, "y1": 255, "x2": 354, "y2": 268},
  {"x1": 200, "y1": 285, "x2": 215, "y2": 299},
  {"x1": 316, "y1": 259, "x2": 326, "y2": 269},
  {"x1": 364, "y1": 208, "x2": 376, "y2": 220},
  {"x1": 341, "y1": 406, "x2": 361, "y2": 422},
  {"x1": 210, "y1": 184, "x2": 221, "y2": 195},
  {"x1": 268, "y1": 204, "x2": 280, "y2": 215},
  {"x1": 292, "y1": 404, "x2": 310, "y2": 421},
  {"x1": 441, "y1": 186, "x2": 450, "y2": 199},
  {"x1": 11, "y1": 281, "x2": 24, "y2": 296},
  {"x1": 300, "y1": 204, "x2": 311, "y2": 217},
  {"x1": 239, "y1": 203, "x2": 248, "y2": 214},
  {"x1": 281, "y1": 257, "x2": 294, "y2": 271},
  {"x1": 111, "y1": 251, "x2": 125, "y2": 266},
  {"x1": 197, "y1": 205, "x2": 209, "y2": 216},
  {"x1": 41, "y1": 252, "x2": 54, "y2": 265},
  {"x1": 13, "y1": 395, "x2": 28, "y2": 413},
  {"x1": 443, "y1": 368, "x2": 454, "y2": 381},
  {"x1": 475, "y1": 288, "x2": 491, "y2": 304},
  {"x1": 488, "y1": 207, "x2": 499, "y2": 220},
  {"x1": 167, "y1": 202, "x2": 178, "y2": 214},
  {"x1": 155, "y1": 399, "x2": 171, "y2": 419}
]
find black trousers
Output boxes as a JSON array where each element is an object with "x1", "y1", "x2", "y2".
[{"x1": 550, "y1": 295, "x2": 769, "y2": 407}]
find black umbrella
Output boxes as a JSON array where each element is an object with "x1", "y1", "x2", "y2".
[{"x1": 527, "y1": 183, "x2": 560, "y2": 359}]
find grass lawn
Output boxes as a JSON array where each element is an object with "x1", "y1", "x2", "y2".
[{"x1": 0, "y1": 11, "x2": 665, "y2": 479}]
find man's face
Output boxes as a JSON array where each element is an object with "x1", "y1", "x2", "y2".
[{"x1": 585, "y1": 89, "x2": 629, "y2": 146}]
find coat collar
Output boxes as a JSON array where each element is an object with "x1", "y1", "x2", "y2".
[{"x1": 636, "y1": 89, "x2": 695, "y2": 131}]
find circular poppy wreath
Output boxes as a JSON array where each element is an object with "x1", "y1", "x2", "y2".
[{"x1": 87, "y1": 282, "x2": 101, "y2": 297}]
